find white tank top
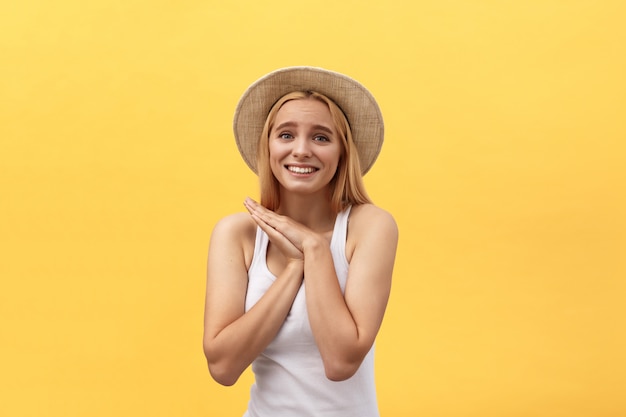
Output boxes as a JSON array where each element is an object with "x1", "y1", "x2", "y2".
[{"x1": 243, "y1": 206, "x2": 379, "y2": 417}]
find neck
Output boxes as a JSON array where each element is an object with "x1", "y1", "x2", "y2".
[{"x1": 276, "y1": 191, "x2": 336, "y2": 232}]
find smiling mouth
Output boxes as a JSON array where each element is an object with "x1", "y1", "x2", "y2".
[{"x1": 286, "y1": 165, "x2": 318, "y2": 174}]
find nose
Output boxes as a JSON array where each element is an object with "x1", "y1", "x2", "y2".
[{"x1": 291, "y1": 137, "x2": 312, "y2": 158}]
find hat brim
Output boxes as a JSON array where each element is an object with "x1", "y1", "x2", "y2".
[{"x1": 233, "y1": 66, "x2": 384, "y2": 175}]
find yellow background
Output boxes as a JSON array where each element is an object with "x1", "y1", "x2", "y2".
[{"x1": 1, "y1": 1, "x2": 625, "y2": 416}]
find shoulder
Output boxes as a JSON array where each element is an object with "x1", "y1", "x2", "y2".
[
  {"x1": 349, "y1": 204, "x2": 398, "y2": 236},
  {"x1": 210, "y1": 212, "x2": 257, "y2": 267},
  {"x1": 346, "y1": 204, "x2": 398, "y2": 258},
  {"x1": 212, "y1": 212, "x2": 256, "y2": 237}
]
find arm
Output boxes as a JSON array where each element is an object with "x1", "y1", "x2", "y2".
[
  {"x1": 202, "y1": 213, "x2": 303, "y2": 386},
  {"x1": 242, "y1": 199, "x2": 398, "y2": 381},
  {"x1": 303, "y1": 204, "x2": 398, "y2": 381}
]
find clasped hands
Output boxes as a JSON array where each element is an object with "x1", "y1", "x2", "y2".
[{"x1": 244, "y1": 197, "x2": 323, "y2": 263}]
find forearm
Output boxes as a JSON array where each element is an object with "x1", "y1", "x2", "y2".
[
  {"x1": 205, "y1": 262, "x2": 303, "y2": 385},
  {"x1": 303, "y1": 241, "x2": 364, "y2": 380}
]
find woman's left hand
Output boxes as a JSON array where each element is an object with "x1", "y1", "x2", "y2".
[{"x1": 243, "y1": 197, "x2": 318, "y2": 253}]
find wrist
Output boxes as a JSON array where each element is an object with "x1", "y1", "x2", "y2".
[
  {"x1": 302, "y1": 234, "x2": 326, "y2": 253},
  {"x1": 285, "y1": 258, "x2": 304, "y2": 272}
]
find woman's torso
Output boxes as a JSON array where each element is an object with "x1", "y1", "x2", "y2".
[{"x1": 241, "y1": 205, "x2": 379, "y2": 417}]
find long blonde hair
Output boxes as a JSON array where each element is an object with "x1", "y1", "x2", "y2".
[{"x1": 257, "y1": 91, "x2": 372, "y2": 213}]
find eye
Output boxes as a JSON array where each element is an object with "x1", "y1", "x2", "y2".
[
  {"x1": 278, "y1": 132, "x2": 293, "y2": 140},
  {"x1": 313, "y1": 135, "x2": 329, "y2": 142}
]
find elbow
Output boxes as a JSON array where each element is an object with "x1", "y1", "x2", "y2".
[
  {"x1": 323, "y1": 358, "x2": 361, "y2": 382},
  {"x1": 320, "y1": 342, "x2": 373, "y2": 381},
  {"x1": 207, "y1": 361, "x2": 240, "y2": 386},
  {"x1": 203, "y1": 344, "x2": 241, "y2": 386},
  {"x1": 322, "y1": 344, "x2": 372, "y2": 381}
]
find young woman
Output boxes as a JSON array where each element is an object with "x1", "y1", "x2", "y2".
[{"x1": 203, "y1": 67, "x2": 398, "y2": 417}]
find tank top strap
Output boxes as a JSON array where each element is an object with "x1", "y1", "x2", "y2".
[
  {"x1": 330, "y1": 205, "x2": 352, "y2": 271},
  {"x1": 249, "y1": 225, "x2": 269, "y2": 274}
]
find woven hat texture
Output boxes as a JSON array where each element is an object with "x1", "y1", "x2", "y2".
[{"x1": 233, "y1": 66, "x2": 384, "y2": 174}]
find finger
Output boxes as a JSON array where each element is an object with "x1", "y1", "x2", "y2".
[
  {"x1": 244, "y1": 198, "x2": 272, "y2": 223},
  {"x1": 250, "y1": 213, "x2": 303, "y2": 257},
  {"x1": 244, "y1": 199, "x2": 284, "y2": 231},
  {"x1": 243, "y1": 197, "x2": 265, "y2": 214},
  {"x1": 248, "y1": 208, "x2": 278, "y2": 233},
  {"x1": 243, "y1": 198, "x2": 257, "y2": 216},
  {"x1": 245, "y1": 198, "x2": 276, "y2": 220},
  {"x1": 249, "y1": 213, "x2": 274, "y2": 234},
  {"x1": 243, "y1": 198, "x2": 306, "y2": 249}
]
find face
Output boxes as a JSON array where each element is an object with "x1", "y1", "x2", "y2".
[{"x1": 268, "y1": 98, "x2": 342, "y2": 197}]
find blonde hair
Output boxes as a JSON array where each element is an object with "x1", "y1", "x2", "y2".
[{"x1": 257, "y1": 91, "x2": 372, "y2": 213}]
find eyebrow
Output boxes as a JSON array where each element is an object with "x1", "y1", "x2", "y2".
[{"x1": 274, "y1": 121, "x2": 334, "y2": 135}]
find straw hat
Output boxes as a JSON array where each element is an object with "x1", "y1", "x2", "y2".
[{"x1": 233, "y1": 66, "x2": 384, "y2": 175}]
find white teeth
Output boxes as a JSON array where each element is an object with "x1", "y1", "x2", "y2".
[{"x1": 287, "y1": 166, "x2": 315, "y2": 174}]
